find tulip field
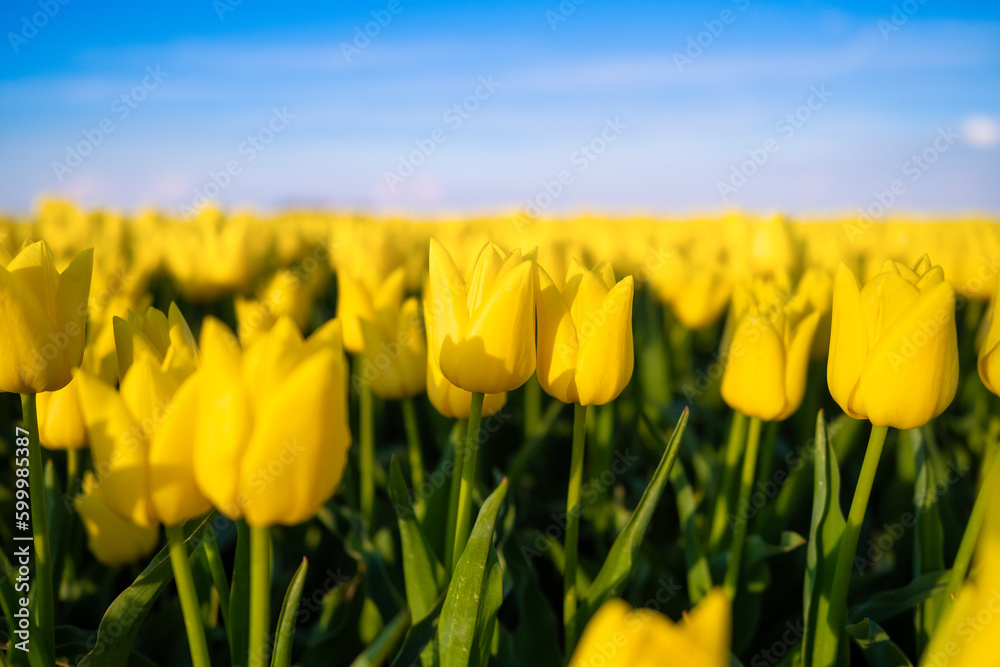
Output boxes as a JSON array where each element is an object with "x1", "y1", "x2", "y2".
[{"x1": 2, "y1": 203, "x2": 1000, "y2": 667}]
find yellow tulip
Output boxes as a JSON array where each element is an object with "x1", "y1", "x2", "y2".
[
  {"x1": 74, "y1": 472, "x2": 159, "y2": 567},
  {"x1": 357, "y1": 297, "x2": 426, "y2": 400},
  {"x1": 920, "y1": 478, "x2": 1000, "y2": 667},
  {"x1": 235, "y1": 266, "x2": 329, "y2": 345},
  {"x1": 337, "y1": 266, "x2": 406, "y2": 355},
  {"x1": 978, "y1": 273, "x2": 1000, "y2": 395},
  {"x1": 194, "y1": 316, "x2": 351, "y2": 526},
  {"x1": 78, "y1": 303, "x2": 207, "y2": 526},
  {"x1": 536, "y1": 260, "x2": 634, "y2": 405},
  {"x1": 36, "y1": 371, "x2": 86, "y2": 450},
  {"x1": 570, "y1": 589, "x2": 731, "y2": 667},
  {"x1": 426, "y1": 239, "x2": 535, "y2": 394},
  {"x1": 0, "y1": 240, "x2": 93, "y2": 393},
  {"x1": 827, "y1": 255, "x2": 958, "y2": 429},
  {"x1": 651, "y1": 235, "x2": 733, "y2": 330},
  {"x1": 721, "y1": 280, "x2": 820, "y2": 421}
]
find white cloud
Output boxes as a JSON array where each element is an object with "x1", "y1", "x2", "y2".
[{"x1": 962, "y1": 115, "x2": 1000, "y2": 149}]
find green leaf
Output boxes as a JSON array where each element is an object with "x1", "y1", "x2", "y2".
[
  {"x1": 910, "y1": 428, "x2": 946, "y2": 654},
  {"x1": 78, "y1": 513, "x2": 214, "y2": 667},
  {"x1": 802, "y1": 410, "x2": 848, "y2": 667},
  {"x1": 846, "y1": 618, "x2": 913, "y2": 667},
  {"x1": 388, "y1": 457, "x2": 446, "y2": 622},
  {"x1": 272, "y1": 557, "x2": 309, "y2": 667},
  {"x1": 582, "y1": 408, "x2": 688, "y2": 621},
  {"x1": 230, "y1": 519, "x2": 251, "y2": 667},
  {"x1": 745, "y1": 531, "x2": 806, "y2": 563},
  {"x1": 849, "y1": 570, "x2": 950, "y2": 625},
  {"x1": 669, "y1": 461, "x2": 712, "y2": 603},
  {"x1": 437, "y1": 479, "x2": 509, "y2": 667}
]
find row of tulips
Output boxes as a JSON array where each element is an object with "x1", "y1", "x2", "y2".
[{"x1": 0, "y1": 207, "x2": 999, "y2": 666}]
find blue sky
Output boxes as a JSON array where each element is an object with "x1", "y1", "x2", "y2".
[{"x1": 1, "y1": 0, "x2": 998, "y2": 217}]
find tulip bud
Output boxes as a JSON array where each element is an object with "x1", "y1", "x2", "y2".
[
  {"x1": 75, "y1": 472, "x2": 160, "y2": 567},
  {"x1": 536, "y1": 259, "x2": 634, "y2": 405},
  {"x1": 36, "y1": 371, "x2": 87, "y2": 450},
  {"x1": 0, "y1": 240, "x2": 93, "y2": 393},
  {"x1": 194, "y1": 316, "x2": 352, "y2": 526},
  {"x1": 337, "y1": 266, "x2": 406, "y2": 355},
  {"x1": 721, "y1": 279, "x2": 820, "y2": 421},
  {"x1": 426, "y1": 239, "x2": 536, "y2": 394},
  {"x1": 828, "y1": 255, "x2": 958, "y2": 429},
  {"x1": 358, "y1": 297, "x2": 426, "y2": 400}
]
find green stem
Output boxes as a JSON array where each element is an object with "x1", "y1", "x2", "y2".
[
  {"x1": 946, "y1": 440, "x2": 1000, "y2": 597},
  {"x1": 20, "y1": 394, "x2": 54, "y2": 662},
  {"x1": 451, "y1": 392, "x2": 484, "y2": 570},
  {"x1": 66, "y1": 448, "x2": 80, "y2": 494},
  {"x1": 166, "y1": 524, "x2": 212, "y2": 667},
  {"x1": 444, "y1": 419, "x2": 467, "y2": 572},
  {"x1": 723, "y1": 415, "x2": 762, "y2": 599},
  {"x1": 360, "y1": 378, "x2": 375, "y2": 529},
  {"x1": 828, "y1": 424, "x2": 889, "y2": 654},
  {"x1": 563, "y1": 402, "x2": 587, "y2": 654},
  {"x1": 249, "y1": 524, "x2": 271, "y2": 667},
  {"x1": 708, "y1": 411, "x2": 748, "y2": 553},
  {"x1": 203, "y1": 525, "x2": 233, "y2": 645},
  {"x1": 525, "y1": 374, "x2": 541, "y2": 438},
  {"x1": 401, "y1": 398, "x2": 424, "y2": 496}
]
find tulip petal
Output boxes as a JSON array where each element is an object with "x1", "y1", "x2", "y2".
[
  {"x1": 576, "y1": 276, "x2": 634, "y2": 406},
  {"x1": 827, "y1": 263, "x2": 868, "y2": 420},
  {"x1": 75, "y1": 473, "x2": 159, "y2": 566},
  {"x1": 721, "y1": 311, "x2": 787, "y2": 421},
  {"x1": 240, "y1": 348, "x2": 351, "y2": 526},
  {"x1": 857, "y1": 281, "x2": 958, "y2": 429},
  {"x1": 681, "y1": 589, "x2": 732, "y2": 667},
  {"x1": 535, "y1": 264, "x2": 579, "y2": 404},
  {"x1": 37, "y1": 372, "x2": 87, "y2": 450},
  {"x1": 427, "y1": 238, "x2": 469, "y2": 368},
  {"x1": 149, "y1": 374, "x2": 212, "y2": 525},
  {"x1": 778, "y1": 310, "x2": 820, "y2": 420},
  {"x1": 0, "y1": 254, "x2": 62, "y2": 393}
]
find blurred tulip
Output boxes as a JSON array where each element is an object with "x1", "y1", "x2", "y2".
[
  {"x1": 790, "y1": 268, "x2": 833, "y2": 359},
  {"x1": 570, "y1": 589, "x2": 731, "y2": 667},
  {"x1": 651, "y1": 236, "x2": 733, "y2": 330},
  {"x1": 920, "y1": 476, "x2": 1000, "y2": 667},
  {"x1": 78, "y1": 303, "x2": 207, "y2": 526},
  {"x1": 721, "y1": 280, "x2": 820, "y2": 421},
  {"x1": 536, "y1": 259, "x2": 634, "y2": 405},
  {"x1": 0, "y1": 240, "x2": 93, "y2": 393},
  {"x1": 337, "y1": 266, "x2": 406, "y2": 355},
  {"x1": 235, "y1": 266, "x2": 329, "y2": 345},
  {"x1": 427, "y1": 239, "x2": 535, "y2": 393},
  {"x1": 978, "y1": 273, "x2": 1000, "y2": 395},
  {"x1": 358, "y1": 296, "x2": 426, "y2": 400},
  {"x1": 74, "y1": 472, "x2": 159, "y2": 567},
  {"x1": 828, "y1": 255, "x2": 958, "y2": 429},
  {"x1": 194, "y1": 316, "x2": 351, "y2": 526},
  {"x1": 36, "y1": 372, "x2": 86, "y2": 449}
]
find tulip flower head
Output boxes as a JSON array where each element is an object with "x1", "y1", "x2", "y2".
[
  {"x1": 357, "y1": 296, "x2": 426, "y2": 400},
  {"x1": 0, "y1": 240, "x2": 93, "y2": 393},
  {"x1": 828, "y1": 255, "x2": 958, "y2": 429},
  {"x1": 721, "y1": 279, "x2": 820, "y2": 421},
  {"x1": 79, "y1": 303, "x2": 208, "y2": 526},
  {"x1": 427, "y1": 239, "x2": 536, "y2": 394},
  {"x1": 535, "y1": 259, "x2": 634, "y2": 405},
  {"x1": 75, "y1": 472, "x2": 160, "y2": 567},
  {"x1": 337, "y1": 265, "x2": 406, "y2": 355},
  {"x1": 570, "y1": 589, "x2": 731, "y2": 667},
  {"x1": 37, "y1": 371, "x2": 86, "y2": 450},
  {"x1": 194, "y1": 316, "x2": 351, "y2": 526}
]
